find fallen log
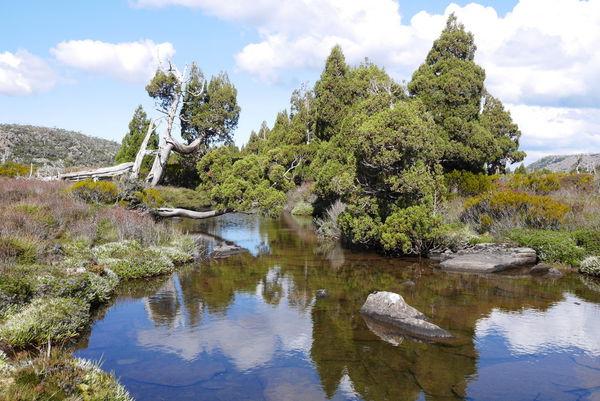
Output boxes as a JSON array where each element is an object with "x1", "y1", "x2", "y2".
[
  {"x1": 153, "y1": 207, "x2": 231, "y2": 219},
  {"x1": 59, "y1": 162, "x2": 134, "y2": 181}
]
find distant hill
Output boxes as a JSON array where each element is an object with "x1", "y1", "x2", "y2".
[
  {"x1": 0, "y1": 124, "x2": 120, "y2": 168},
  {"x1": 528, "y1": 154, "x2": 600, "y2": 173}
]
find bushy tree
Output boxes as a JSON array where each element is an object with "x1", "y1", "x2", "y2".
[{"x1": 409, "y1": 13, "x2": 523, "y2": 172}]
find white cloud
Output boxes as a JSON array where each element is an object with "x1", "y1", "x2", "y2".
[
  {"x1": 134, "y1": 0, "x2": 600, "y2": 107},
  {"x1": 507, "y1": 104, "x2": 600, "y2": 163},
  {"x1": 134, "y1": 0, "x2": 600, "y2": 160},
  {"x1": 0, "y1": 50, "x2": 56, "y2": 96},
  {"x1": 51, "y1": 39, "x2": 175, "y2": 82}
]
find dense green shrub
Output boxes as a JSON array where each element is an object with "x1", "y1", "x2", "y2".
[
  {"x1": 0, "y1": 351, "x2": 133, "y2": 401},
  {"x1": 132, "y1": 187, "x2": 165, "y2": 209},
  {"x1": 463, "y1": 190, "x2": 570, "y2": 232},
  {"x1": 572, "y1": 229, "x2": 600, "y2": 256},
  {"x1": 0, "y1": 297, "x2": 89, "y2": 347},
  {"x1": 579, "y1": 256, "x2": 600, "y2": 277},
  {"x1": 0, "y1": 236, "x2": 38, "y2": 264},
  {"x1": 506, "y1": 229, "x2": 584, "y2": 266},
  {"x1": 445, "y1": 170, "x2": 497, "y2": 196},
  {"x1": 380, "y1": 205, "x2": 445, "y2": 254},
  {"x1": 69, "y1": 180, "x2": 119, "y2": 204}
]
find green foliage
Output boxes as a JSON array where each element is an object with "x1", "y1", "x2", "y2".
[
  {"x1": 132, "y1": 187, "x2": 165, "y2": 209},
  {"x1": 0, "y1": 236, "x2": 38, "y2": 265},
  {"x1": 572, "y1": 229, "x2": 600, "y2": 256},
  {"x1": 506, "y1": 171, "x2": 594, "y2": 194},
  {"x1": 180, "y1": 64, "x2": 241, "y2": 146},
  {"x1": 408, "y1": 14, "x2": 523, "y2": 172},
  {"x1": 445, "y1": 170, "x2": 497, "y2": 196},
  {"x1": 506, "y1": 229, "x2": 585, "y2": 266},
  {"x1": 579, "y1": 256, "x2": 600, "y2": 277},
  {"x1": 463, "y1": 190, "x2": 570, "y2": 232},
  {"x1": 114, "y1": 105, "x2": 157, "y2": 165},
  {"x1": 0, "y1": 272, "x2": 33, "y2": 316},
  {"x1": 0, "y1": 162, "x2": 31, "y2": 177},
  {"x1": 313, "y1": 45, "x2": 351, "y2": 140},
  {"x1": 291, "y1": 201, "x2": 314, "y2": 216},
  {"x1": 0, "y1": 297, "x2": 89, "y2": 348},
  {"x1": 0, "y1": 351, "x2": 133, "y2": 401},
  {"x1": 69, "y1": 180, "x2": 119, "y2": 204},
  {"x1": 380, "y1": 205, "x2": 445, "y2": 255},
  {"x1": 156, "y1": 186, "x2": 211, "y2": 211}
]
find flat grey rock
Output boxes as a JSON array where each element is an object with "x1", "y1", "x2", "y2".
[
  {"x1": 360, "y1": 291, "x2": 452, "y2": 340},
  {"x1": 439, "y1": 247, "x2": 537, "y2": 273}
]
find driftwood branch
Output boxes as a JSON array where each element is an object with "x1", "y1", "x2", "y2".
[
  {"x1": 153, "y1": 208, "x2": 231, "y2": 219},
  {"x1": 60, "y1": 162, "x2": 133, "y2": 181}
]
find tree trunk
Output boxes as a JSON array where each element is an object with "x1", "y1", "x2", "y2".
[
  {"x1": 60, "y1": 162, "x2": 133, "y2": 181},
  {"x1": 131, "y1": 121, "x2": 157, "y2": 179},
  {"x1": 153, "y1": 208, "x2": 231, "y2": 219}
]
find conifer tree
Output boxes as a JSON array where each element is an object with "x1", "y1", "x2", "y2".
[
  {"x1": 313, "y1": 45, "x2": 351, "y2": 140},
  {"x1": 115, "y1": 105, "x2": 157, "y2": 163}
]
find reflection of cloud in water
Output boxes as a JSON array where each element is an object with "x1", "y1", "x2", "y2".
[
  {"x1": 137, "y1": 268, "x2": 313, "y2": 371},
  {"x1": 476, "y1": 293, "x2": 600, "y2": 356}
]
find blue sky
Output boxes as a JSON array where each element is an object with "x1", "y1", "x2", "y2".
[{"x1": 1, "y1": 0, "x2": 599, "y2": 164}]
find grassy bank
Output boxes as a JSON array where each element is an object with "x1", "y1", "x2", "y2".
[{"x1": 0, "y1": 177, "x2": 198, "y2": 399}]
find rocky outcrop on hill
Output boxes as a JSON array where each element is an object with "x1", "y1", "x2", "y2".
[
  {"x1": 528, "y1": 153, "x2": 600, "y2": 173},
  {"x1": 0, "y1": 124, "x2": 119, "y2": 168}
]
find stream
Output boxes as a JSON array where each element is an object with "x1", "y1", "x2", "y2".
[{"x1": 75, "y1": 213, "x2": 600, "y2": 401}]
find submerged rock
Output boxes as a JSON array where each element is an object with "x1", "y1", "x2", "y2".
[
  {"x1": 439, "y1": 244, "x2": 537, "y2": 273},
  {"x1": 360, "y1": 291, "x2": 452, "y2": 340},
  {"x1": 530, "y1": 263, "x2": 552, "y2": 275},
  {"x1": 316, "y1": 289, "x2": 328, "y2": 299},
  {"x1": 210, "y1": 242, "x2": 246, "y2": 259}
]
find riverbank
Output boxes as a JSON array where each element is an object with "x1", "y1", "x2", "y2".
[{"x1": 0, "y1": 178, "x2": 198, "y2": 400}]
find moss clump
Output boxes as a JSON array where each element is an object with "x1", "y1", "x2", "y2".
[
  {"x1": 93, "y1": 240, "x2": 185, "y2": 279},
  {"x1": 291, "y1": 201, "x2": 314, "y2": 216},
  {"x1": 0, "y1": 297, "x2": 89, "y2": 348},
  {"x1": 69, "y1": 180, "x2": 119, "y2": 204},
  {"x1": 506, "y1": 229, "x2": 585, "y2": 266},
  {"x1": 0, "y1": 351, "x2": 133, "y2": 401},
  {"x1": 0, "y1": 236, "x2": 38, "y2": 265},
  {"x1": 579, "y1": 256, "x2": 600, "y2": 277}
]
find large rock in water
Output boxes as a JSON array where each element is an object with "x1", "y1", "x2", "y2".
[
  {"x1": 439, "y1": 244, "x2": 537, "y2": 273},
  {"x1": 360, "y1": 291, "x2": 452, "y2": 340}
]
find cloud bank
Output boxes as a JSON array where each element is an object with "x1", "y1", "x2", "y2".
[
  {"x1": 51, "y1": 39, "x2": 175, "y2": 82},
  {"x1": 0, "y1": 50, "x2": 56, "y2": 96}
]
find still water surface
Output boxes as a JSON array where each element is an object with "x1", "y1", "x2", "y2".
[{"x1": 75, "y1": 214, "x2": 600, "y2": 401}]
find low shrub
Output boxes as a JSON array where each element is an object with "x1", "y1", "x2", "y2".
[
  {"x1": 380, "y1": 205, "x2": 447, "y2": 255},
  {"x1": 572, "y1": 229, "x2": 600, "y2": 256},
  {"x1": 579, "y1": 256, "x2": 600, "y2": 277},
  {"x1": 462, "y1": 190, "x2": 570, "y2": 233},
  {"x1": 291, "y1": 201, "x2": 314, "y2": 216},
  {"x1": 69, "y1": 180, "x2": 119, "y2": 204},
  {"x1": 0, "y1": 297, "x2": 89, "y2": 348},
  {"x1": 506, "y1": 171, "x2": 594, "y2": 194},
  {"x1": 157, "y1": 186, "x2": 212, "y2": 211},
  {"x1": 445, "y1": 170, "x2": 497, "y2": 196},
  {"x1": 132, "y1": 187, "x2": 165, "y2": 209},
  {"x1": 0, "y1": 351, "x2": 133, "y2": 401},
  {"x1": 315, "y1": 200, "x2": 346, "y2": 239},
  {"x1": 0, "y1": 236, "x2": 38, "y2": 265},
  {"x1": 506, "y1": 229, "x2": 585, "y2": 266},
  {"x1": 0, "y1": 272, "x2": 33, "y2": 316},
  {"x1": 34, "y1": 270, "x2": 119, "y2": 306},
  {"x1": 0, "y1": 162, "x2": 31, "y2": 177}
]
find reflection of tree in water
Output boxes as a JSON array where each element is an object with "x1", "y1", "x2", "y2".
[{"x1": 141, "y1": 213, "x2": 597, "y2": 401}]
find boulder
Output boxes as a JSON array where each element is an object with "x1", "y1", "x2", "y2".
[
  {"x1": 360, "y1": 291, "x2": 452, "y2": 340},
  {"x1": 439, "y1": 245, "x2": 536, "y2": 273}
]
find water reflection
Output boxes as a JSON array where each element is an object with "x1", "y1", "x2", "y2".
[{"x1": 76, "y1": 214, "x2": 600, "y2": 401}]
